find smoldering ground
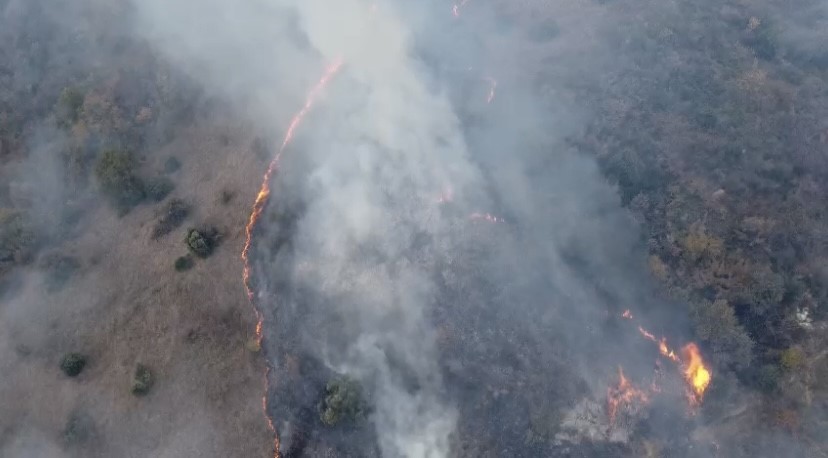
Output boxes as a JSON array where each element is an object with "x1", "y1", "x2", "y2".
[
  {"x1": 130, "y1": 0, "x2": 709, "y2": 456},
  {"x1": 2, "y1": 0, "x2": 825, "y2": 456}
]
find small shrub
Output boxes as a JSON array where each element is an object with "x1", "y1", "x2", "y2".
[
  {"x1": 756, "y1": 364, "x2": 781, "y2": 393},
  {"x1": 144, "y1": 176, "x2": 174, "y2": 202},
  {"x1": 152, "y1": 199, "x2": 189, "y2": 240},
  {"x1": 219, "y1": 188, "x2": 235, "y2": 205},
  {"x1": 132, "y1": 364, "x2": 154, "y2": 395},
  {"x1": 0, "y1": 209, "x2": 34, "y2": 266},
  {"x1": 174, "y1": 255, "x2": 194, "y2": 272},
  {"x1": 95, "y1": 149, "x2": 145, "y2": 213},
  {"x1": 780, "y1": 347, "x2": 805, "y2": 373},
  {"x1": 185, "y1": 227, "x2": 219, "y2": 258},
  {"x1": 57, "y1": 87, "x2": 85, "y2": 127},
  {"x1": 318, "y1": 377, "x2": 365, "y2": 426},
  {"x1": 164, "y1": 156, "x2": 181, "y2": 173},
  {"x1": 63, "y1": 411, "x2": 93, "y2": 444},
  {"x1": 60, "y1": 353, "x2": 87, "y2": 377}
]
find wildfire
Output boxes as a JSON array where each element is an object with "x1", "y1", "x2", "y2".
[
  {"x1": 638, "y1": 326, "x2": 657, "y2": 342},
  {"x1": 621, "y1": 310, "x2": 712, "y2": 410},
  {"x1": 607, "y1": 367, "x2": 650, "y2": 425},
  {"x1": 682, "y1": 343, "x2": 711, "y2": 405},
  {"x1": 242, "y1": 59, "x2": 344, "y2": 458},
  {"x1": 659, "y1": 337, "x2": 680, "y2": 363}
]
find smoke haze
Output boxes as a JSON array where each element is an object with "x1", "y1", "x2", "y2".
[{"x1": 2, "y1": 0, "x2": 826, "y2": 456}]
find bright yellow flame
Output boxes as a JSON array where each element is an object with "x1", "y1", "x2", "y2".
[{"x1": 682, "y1": 343, "x2": 711, "y2": 405}]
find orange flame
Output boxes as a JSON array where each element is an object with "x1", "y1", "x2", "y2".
[
  {"x1": 682, "y1": 343, "x2": 711, "y2": 405},
  {"x1": 607, "y1": 366, "x2": 650, "y2": 424},
  {"x1": 659, "y1": 338, "x2": 680, "y2": 363},
  {"x1": 638, "y1": 326, "x2": 657, "y2": 342},
  {"x1": 242, "y1": 59, "x2": 344, "y2": 458}
]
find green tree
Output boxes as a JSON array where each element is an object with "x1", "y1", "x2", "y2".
[
  {"x1": 690, "y1": 299, "x2": 754, "y2": 370},
  {"x1": 94, "y1": 149, "x2": 145, "y2": 212},
  {"x1": 319, "y1": 377, "x2": 365, "y2": 426}
]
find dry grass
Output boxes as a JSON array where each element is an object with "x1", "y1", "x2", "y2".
[{"x1": 0, "y1": 117, "x2": 274, "y2": 457}]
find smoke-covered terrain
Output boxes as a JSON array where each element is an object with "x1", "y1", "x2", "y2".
[{"x1": 2, "y1": 0, "x2": 828, "y2": 457}]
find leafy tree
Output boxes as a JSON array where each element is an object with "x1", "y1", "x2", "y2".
[
  {"x1": 185, "y1": 227, "x2": 219, "y2": 258},
  {"x1": 319, "y1": 377, "x2": 365, "y2": 426},
  {"x1": 94, "y1": 149, "x2": 145, "y2": 212},
  {"x1": 56, "y1": 87, "x2": 85, "y2": 127},
  {"x1": 0, "y1": 209, "x2": 34, "y2": 267},
  {"x1": 60, "y1": 353, "x2": 87, "y2": 377},
  {"x1": 132, "y1": 364, "x2": 154, "y2": 395},
  {"x1": 174, "y1": 255, "x2": 194, "y2": 272},
  {"x1": 690, "y1": 299, "x2": 754, "y2": 370}
]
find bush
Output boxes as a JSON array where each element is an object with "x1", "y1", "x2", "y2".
[
  {"x1": 0, "y1": 209, "x2": 34, "y2": 267},
  {"x1": 174, "y1": 255, "x2": 194, "y2": 272},
  {"x1": 132, "y1": 364, "x2": 154, "y2": 395},
  {"x1": 219, "y1": 188, "x2": 235, "y2": 205},
  {"x1": 185, "y1": 227, "x2": 219, "y2": 258},
  {"x1": 756, "y1": 364, "x2": 781, "y2": 393},
  {"x1": 94, "y1": 149, "x2": 145, "y2": 213},
  {"x1": 164, "y1": 156, "x2": 182, "y2": 173},
  {"x1": 144, "y1": 176, "x2": 174, "y2": 202},
  {"x1": 690, "y1": 299, "x2": 754, "y2": 370},
  {"x1": 60, "y1": 353, "x2": 87, "y2": 377},
  {"x1": 780, "y1": 347, "x2": 805, "y2": 373},
  {"x1": 318, "y1": 377, "x2": 365, "y2": 426},
  {"x1": 56, "y1": 87, "x2": 84, "y2": 127},
  {"x1": 63, "y1": 411, "x2": 93, "y2": 444},
  {"x1": 152, "y1": 199, "x2": 189, "y2": 240}
]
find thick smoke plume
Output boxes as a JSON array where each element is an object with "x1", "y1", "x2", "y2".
[{"x1": 130, "y1": 0, "x2": 689, "y2": 456}]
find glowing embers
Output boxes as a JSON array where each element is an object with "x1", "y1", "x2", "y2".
[
  {"x1": 616, "y1": 310, "x2": 712, "y2": 414},
  {"x1": 606, "y1": 367, "x2": 650, "y2": 425},
  {"x1": 241, "y1": 59, "x2": 344, "y2": 458}
]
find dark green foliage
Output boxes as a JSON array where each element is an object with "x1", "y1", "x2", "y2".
[
  {"x1": 219, "y1": 188, "x2": 235, "y2": 205},
  {"x1": 756, "y1": 364, "x2": 781, "y2": 393},
  {"x1": 94, "y1": 149, "x2": 145, "y2": 213},
  {"x1": 144, "y1": 176, "x2": 174, "y2": 202},
  {"x1": 164, "y1": 156, "x2": 182, "y2": 173},
  {"x1": 132, "y1": 364, "x2": 153, "y2": 395},
  {"x1": 152, "y1": 199, "x2": 189, "y2": 240},
  {"x1": 56, "y1": 87, "x2": 84, "y2": 127},
  {"x1": 174, "y1": 255, "x2": 194, "y2": 272},
  {"x1": 0, "y1": 209, "x2": 34, "y2": 268},
  {"x1": 63, "y1": 411, "x2": 93, "y2": 444},
  {"x1": 60, "y1": 353, "x2": 87, "y2": 377},
  {"x1": 185, "y1": 227, "x2": 219, "y2": 258},
  {"x1": 690, "y1": 300, "x2": 754, "y2": 371},
  {"x1": 318, "y1": 377, "x2": 365, "y2": 426}
]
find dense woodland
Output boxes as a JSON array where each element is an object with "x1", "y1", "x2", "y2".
[
  {"x1": 577, "y1": 0, "x2": 828, "y2": 435},
  {"x1": 1, "y1": 0, "x2": 828, "y2": 456}
]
